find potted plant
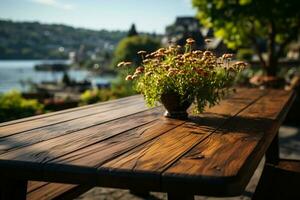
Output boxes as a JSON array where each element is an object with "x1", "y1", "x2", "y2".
[{"x1": 118, "y1": 38, "x2": 246, "y2": 119}]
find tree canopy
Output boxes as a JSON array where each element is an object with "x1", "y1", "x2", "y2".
[
  {"x1": 112, "y1": 35, "x2": 160, "y2": 67},
  {"x1": 128, "y1": 24, "x2": 138, "y2": 37},
  {"x1": 192, "y1": 0, "x2": 300, "y2": 76}
]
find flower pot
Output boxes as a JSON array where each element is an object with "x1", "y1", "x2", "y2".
[{"x1": 160, "y1": 92, "x2": 193, "y2": 119}]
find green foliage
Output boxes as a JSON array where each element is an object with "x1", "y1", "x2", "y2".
[
  {"x1": 79, "y1": 76, "x2": 136, "y2": 105},
  {"x1": 0, "y1": 90, "x2": 44, "y2": 122},
  {"x1": 80, "y1": 89, "x2": 104, "y2": 105},
  {"x1": 237, "y1": 48, "x2": 255, "y2": 60},
  {"x1": 192, "y1": 0, "x2": 300, "y2": 75},
  {"x1": 112, "y1": 35, "x2": 160, "y2": 68},
  {"x1": 0, "y1": 20, "x2": 127, "y2": 59},
  {"x1": 119, "y1": 39, "x2": 246, "y2": 113},
  {"x1": 193, "y1": 0, "x2": 299, "y2": 49}
]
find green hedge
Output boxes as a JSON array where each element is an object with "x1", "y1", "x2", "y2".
[{"x1": 0, "y1": 90, "x2": 44, "y2": 122}]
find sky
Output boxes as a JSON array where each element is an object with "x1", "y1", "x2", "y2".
[{"x1": 0, "y1": 0, "x2": 196, "y2": 33}]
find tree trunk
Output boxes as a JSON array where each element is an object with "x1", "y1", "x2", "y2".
[
  {"x1": 266, "y1": 58, "x2": 278, "y2": 77},
  {"x1": 265, "y1": 21, "x2": 278, "y2": 77}
]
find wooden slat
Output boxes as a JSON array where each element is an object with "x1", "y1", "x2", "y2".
[
  {"x1": 0, "y1": 100, "x2": 150, "y2": 154},
  {"x1": 27, "y1": 182, "x2": 76, "y2": 200},
  {"x1": 238, "y1": 90, "x2": 294, "y2": 120},
  {"x1": 48, "y1": 89, "x2": 261, "y2": 170},
  {"x1": 89, "y1": 89, "x2": 266, "y2": 190},
  {"x1": 162, "y1": 90, "x2": 295, "y2": 196},
  {"x1": 0, "y1": 107, "x2": 163, "y2": 162},
  {"x1": 27, "y1": 181, "x2": 48, "y2": 193},
  {"x1": 48, "y1": 117, "x2": 185, "y2": 167},
  {"x1": 0, "y1": 96, "x2": 144, "y2": 137},
  {"x1": 0, "y1": 95, "x2": 141, "y2": 127},
  {"x1": 275, "y1": 159, "x2": 300, "y2": 173},
  {"x1": 0, "y1": 119, "x2": 185, "y2": 187}
]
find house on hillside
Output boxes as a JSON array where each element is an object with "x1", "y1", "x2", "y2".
[{"x1": 162, "y1": 17, "x2": 227, "y2": 55}]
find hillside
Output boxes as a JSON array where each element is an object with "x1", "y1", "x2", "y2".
[{"x1": 0, "y1": 20, "x2": 127, "y2": 59}]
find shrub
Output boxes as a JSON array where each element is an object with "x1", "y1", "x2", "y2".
[
  {"x1": 0, "y1": 90, "x2": 44, "y2": 122},
  {"x1": 80, "y1": 78, "x2": 136, "y2": 105}
]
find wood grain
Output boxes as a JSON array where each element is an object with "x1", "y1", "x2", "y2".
[
  {"x1": 0, "y1": 88, "x2": 294, "y2": 198},
  {"x1": 0, "y1": 96, "x2": 144, "y2": 138},
  {"x1": 162, "y1": 90, "x2": 295, "y2": 196},
  {"x1": 0, "y1": 107, "x2": 163, "y2": 162},
  {"x1": 0, "y1": 100, "x2": 150, "y2": 154},
  {"x1": 92, "y1": 89, "x2": 265, "y2": 190},
  {"x1": 0, "y1": 95, "x2": 141, "y2": 127},
  {"x1": 27, "y1": 181, "x2": 48, "y2": 193},
  {"x1": 27, "y1": 182, "x2": 76, "y2": 200}
]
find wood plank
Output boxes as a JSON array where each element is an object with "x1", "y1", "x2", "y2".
[
  {"x1": 276, "y1": 159, "x2": 300, "y2": 173},
  {"x1": 91, "y1": 89, "x2": 266, "y2": 190},
  {"x1": 0, "y1": 107, "x2": 163, "y2": 162},
  {"x1": 23, "y1": 118, "x2": 184, "y2": 187},
  {"x1": 0, "y1": 118, "x2": 185, "y2": 186},
  {"x1": 0, "y1": 95, "x2": 141, "y2": 127},
  {"x1": 27, "y1": 182, "x2": 93, "y2": 200},
  {"x1": 162, "y1": 90, "x2": 295, "y2": 196},
  {"x1": 49, "y1": 117, "x2": 185, "y2": 166},
  {"x1": 0, "y1": 96, "x2": 144, "y2": 137},
  {"x1": 238, "y1": 89, "x2": 295, "y2": 120},
  {"x1": 0, "y1": 100, "x2": 150, "y2": 154},
  {"x1": 27, "y1": 181, "x2": 48, "y2": 193},
  {"x1": 27, "y1": 182, "x2": 76, "y2": 200}
]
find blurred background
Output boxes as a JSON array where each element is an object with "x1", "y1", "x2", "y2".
[{"x1": 0, "y1": 0, "x2": 300, "y2": 123}]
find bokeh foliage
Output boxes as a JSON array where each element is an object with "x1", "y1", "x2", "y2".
[
  {"x1": 111, "y1": 35, "x2": 160, "y2": 68},
  {"x1": 0, "y1": 91, "x2": 44, "y2": 122},
  {"x1": 192, "y1": 0, "x2": 300, "y2": 76}
]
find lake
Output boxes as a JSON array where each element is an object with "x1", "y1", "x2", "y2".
[{"x1": 0, "y1": 60, "x2": 115, "y2": 93}]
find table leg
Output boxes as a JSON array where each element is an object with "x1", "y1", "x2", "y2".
[
  {"x1": 0, "y1": 179, "x2": 27, "y2": 200},
  {"x1": 167, "y1": 192, "x2": 194, "y2": 200},
  {"x1": 265, "y1": 133, "x2": 279, "y2": 165},
  {"x1": 253, "y1": 132, "x2": 279, "y2": 200}
]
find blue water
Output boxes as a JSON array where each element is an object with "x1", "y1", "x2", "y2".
[{"x1": 0, "y1": 60, "x2": 115, "y2": 93}]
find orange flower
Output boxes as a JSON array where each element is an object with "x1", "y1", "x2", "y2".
[
  {"x1": 117, "y1": 61, "x2": 125, "y2": 67},
  {"x1": 136, "y1": 66, "x2": 144, "y2": 72},
  {"x1": 222, "y1": 53, "x2": 234, "y2": 59},
  {"x1": 203, "y1": 51, "x2": 213, "y2": 57},
  {"x1": 137, "y1": 50, "x2": 147, "y2": 55},
  {"x1": 132, "y1": 74, "x2": 138, "y2": 79},
  {"x1": 233, "y1": 61, "x2": 248, "y2": 67},
  {"x1": 124, "y1": 62, "x2": 132, "y2": 66},
  {"x1": 125, "y1": 75, "x2": 133, "y2": 81},
  {"x1": 186, "y1": 38, "x2": 195, "y2": 45},
  {"x1": 157, "y1": 48, "x2": 166, "y2": 53}
]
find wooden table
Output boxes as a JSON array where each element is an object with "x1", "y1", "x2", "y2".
[{"x1": 0, "y1": 88, "x2": 295, "y2": 200}]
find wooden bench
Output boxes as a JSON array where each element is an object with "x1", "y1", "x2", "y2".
[
  {"x1": 26, "y1": 182, "x2": 91, "y2": 200},
  {"x1": 0, "y1": 88, "x2": 295, "y2": 200}
]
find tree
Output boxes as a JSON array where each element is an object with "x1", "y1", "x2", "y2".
[
  {"x1": 112, "y1": 35, "x2": 160, "y2": 67},
  {"x1": 128, "y1": 24, "x2": 138, "y2": 37},
  {"x1": 192, "y1": 0, "x2": 300, "y2": 76}
]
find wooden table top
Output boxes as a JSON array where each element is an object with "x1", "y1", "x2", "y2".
[{"x1": 0, "y1": 88, "x2": 295, "y2": 197}]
